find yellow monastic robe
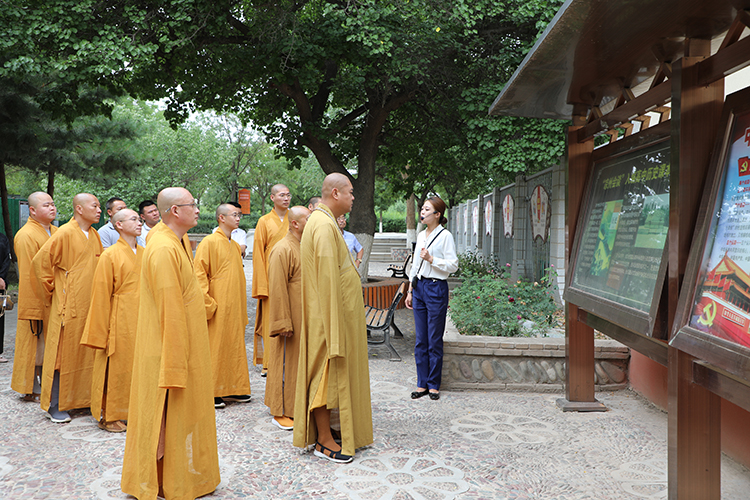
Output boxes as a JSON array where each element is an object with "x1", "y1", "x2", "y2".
[
  {"x1": 122, "y1": 226, "x2": 219, "y2": 500},
  {"x1": 264, "y1": 232, "x2": 302, "y2": 417},
  {"x1": 11, "y1": 218, "x2": 56, "y2": 395},
  {"x1": 251, "y1": 209, "x2": 288, "y2": 367},
  {"x1": 293, "y1": 204, "x2": 373, "y2": 456},
  {"x1": 80, "y1": 238, "x2": 143, "y2": 422},
  {"x1": 195, "y1": 230, "x2": 250, "y2": 398},
  {"x1": 145, "y1": 220, "x2": 192, "y2": 251},
  {"x1": 31, "y1": 218, "x2": 101, "y2": 412}
]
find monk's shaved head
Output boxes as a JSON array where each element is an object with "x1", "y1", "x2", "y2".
[
  {"x1": 73, "y1": 193, "x2": 97, "y2": 209},
  {"x1": 28, "y1": 191, "x2": 51, "y2": 209},
  {"x1": 271, "y1": 184, "x2": 288, "y2": 196},
  {"x1": 288, "y1": 206, "x2": 310, "y2": 223},
  {"x1": 157, "y1": 187, "x2": 191, "y2": 215},
  {"x1": 215, "y1": 203, "x2": 233, "y2": 221},
  {"x1": 112, "y1": 208, "x2": 137, "y2": 226},
  {"x1": 321, "y1": 173, "x2": 351, "y2": 198}
]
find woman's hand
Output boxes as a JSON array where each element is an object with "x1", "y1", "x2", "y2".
[{"x1": 420, "y1": 248, "x2": 433, "y2": 264}]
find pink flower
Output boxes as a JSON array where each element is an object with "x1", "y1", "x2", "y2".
[
  {"x1": 517, "y1": 315, "x2": 522, "y2": 320},
  {"x1": 508, "y1": 296, "x2": 515, "y2": 302},
  {"x1": 506, "y1": 263, "x2": 511, "y2": 267},
  {"x1": 476, "y1": 296, "x2": 480, "y2": 300},
  {"x1": 550, "y1": 264, "x2": 555, "y2": 268}
]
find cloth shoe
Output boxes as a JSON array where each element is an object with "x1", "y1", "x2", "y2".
[
  {"x1": 214, "y1": 397, "x2": 226, "y2": 409},
  {"x1": 46, "y1": 405, "x2": 71, "y2": 423},
  {"x1": 0, "y1": 355, "x2": 7, "y2": 363},
  {"x1": 314, "y1": 441, "x2": 353, "y2": 464},
  {"x1": 272, "y1": 416, "x2": 294, "y2": 430},
  {"x1": 223, "y1": 394, "x2": 251, "y2": 403}
]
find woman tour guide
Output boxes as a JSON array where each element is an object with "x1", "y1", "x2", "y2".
[{"x1": 405, "y1": 196, "x2": 458, "y2": 400}]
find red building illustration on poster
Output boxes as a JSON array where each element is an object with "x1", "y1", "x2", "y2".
[{"x1": 693, "y1": 253, "x2": 750, "y2": 348}]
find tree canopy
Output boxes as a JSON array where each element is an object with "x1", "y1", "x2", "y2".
[{"x1": 2, "y1": 0, "x2": 568, "y2": 236}]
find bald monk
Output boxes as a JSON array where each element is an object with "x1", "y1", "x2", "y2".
[
  {"x1": 11, "y1": 192, "x2": 57, "y2": 402},
  {"x1": 293, "y1": 174, "x2": 373, "y2": 463},
  {"x1": 122, "y1": 188, "x2": 219, "y2": 500},
  {"x1": 195, "y1": 203, "x2": 251, "y2": 409},
  {"x1": 265, "y1": 206, "x2": 310, "y2": 430},
  {"x1": 252, "y1": 183, "x2": 291, "y2": 374},
  {"x1": 32, "y1": 193, "x2": 102, "y2": 423},
  {"x1": 81, "y1": 209, "x2": 143, "y2": 433}
]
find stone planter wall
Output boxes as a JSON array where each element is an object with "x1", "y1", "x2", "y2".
[{"x1": 442, "y1": 335, "x2": 630, "y2": 393}]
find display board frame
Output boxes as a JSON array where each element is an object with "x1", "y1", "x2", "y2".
[
  {"x1": 672, "y1": 87, "x2": 750, "y2": 382},
  {"x1": 564, "y1": 126, "x2": 671, "y2": 336}
]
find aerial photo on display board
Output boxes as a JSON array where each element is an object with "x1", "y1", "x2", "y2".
[
  {"x1": 690, "y1": 111, "x2": 750, "y2": 350},
  {"x1": 571, "y1": 142, "x2": 670, "y2": 313}
]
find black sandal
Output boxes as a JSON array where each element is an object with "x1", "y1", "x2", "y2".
[
  {"x1": 429, "y1": 392, "x2": 440, "y2": 400},
  {"x1": 314, "y1": 441, "x2": 353, "y2": 463},
  {"x1": 411, "y1": 389, "x2": 429, "y2": 399}
]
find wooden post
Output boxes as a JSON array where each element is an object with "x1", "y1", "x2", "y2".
[
  {"x1": 667, "y1": 49, "x2": 723, "y2": 499},
  {"x1": 557, "y1": 120, "x2": 605, "y2": 411}
]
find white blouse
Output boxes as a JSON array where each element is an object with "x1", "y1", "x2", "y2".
[{"x1": 408, "y1": 227, "x2": 459, "y2": 281}]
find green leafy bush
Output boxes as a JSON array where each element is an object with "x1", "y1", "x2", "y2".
[
  {"x1": 452, "y1": 251, "x2": 507, "y2": 278},
  {"x1": 449, "y1": 266, "x2": 560, "y2": 337}
]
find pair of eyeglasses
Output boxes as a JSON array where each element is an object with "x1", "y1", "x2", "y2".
[
  {"x1": 224, "y1": 212, "x2": 243, "y2": 218},
  {"x1": 166, "y1": 199, "x2": 199, "y2": 213},
  {"x1": 276, "y1": 193, "x2": 292, "y2": 199}
]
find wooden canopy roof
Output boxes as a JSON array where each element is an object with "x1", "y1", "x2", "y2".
[{"x1": 490, "y1": 0, "x2": 750, "y2": 120}]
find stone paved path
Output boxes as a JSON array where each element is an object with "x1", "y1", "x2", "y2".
[{"x1": 0, "y1": 261, "x2": 748, "y2": 499}]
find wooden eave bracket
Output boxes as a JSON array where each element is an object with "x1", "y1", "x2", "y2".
[{"x1": 719, "y1": 9, "x2": 750, "y2": 51}]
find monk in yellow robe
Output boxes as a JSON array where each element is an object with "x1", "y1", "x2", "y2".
[
  {"x1": 293, "y1": 174, "x2": 373, "y2": 463},
  {"x1": 11, "y1": 192, "x2": 57, "y2": 402},
  {"x1": 195, "y1": 203, "x2": 251, "y2": 409},
  {"x1": 81, "y1": 209, "x2": 143, "y2": 433},
  {"x1": 32, "y1": 193, "x2": 102, "y2": 423},
  {"x1": 252, "y1": 183, "x2": 290, "y2": 372},
  {"x1": 265, "y1": 206, "x2": 310, "y2": 430},
  {"x1": 122, "y1": 188, "x2": 219, "y2": 500}
]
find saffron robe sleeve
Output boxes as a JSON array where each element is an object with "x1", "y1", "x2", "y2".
[
  {"x1": 81, "y1": 239, "x2": 142, "y2": 422},
  {"x1": 195, "y1": 231, "x2": 250, "y2": 398},
  {"x1": 31, "y1": 219, "x2": 101, "y2": 412},
  {"x1": 293, "y1": 204, "x2": 373, "y2": 457},
  {"x1": 11, "y1": 218, "x2": 56, "y2": 395},
  {"x1": 122, "y1": 227, "x2": 219, "y2": 500}
]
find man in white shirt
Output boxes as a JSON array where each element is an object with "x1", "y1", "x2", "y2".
[{"x1": 138, "y1": 199, "x2": 160, "y2": 242}]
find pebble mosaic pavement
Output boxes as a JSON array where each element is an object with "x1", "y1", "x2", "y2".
[{"x1": 0, "y1": 261, "x2": 747, "y2": 499}]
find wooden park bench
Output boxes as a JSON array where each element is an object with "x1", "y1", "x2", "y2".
[
  {"x1": 387, "y1": 248, "x2": 412, "y2": 279},
  {"x1": 366, "y1": 281, "x2": 406, "y2": 361}
]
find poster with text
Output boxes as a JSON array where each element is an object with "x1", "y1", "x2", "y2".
[
  {"x1": 689, "y1": 111, "x2": 750, "y2": 349},
  {"x1": 570, "y1": 141, "x2": 670, "y2": 312}
]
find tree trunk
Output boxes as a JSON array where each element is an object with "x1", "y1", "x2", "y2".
[
  {"x1": 406, "y1": 193, "x2": 416, "y2": 248},
  {"x1": 47, "y1": 168, "x2": 55, "y2": 197}
]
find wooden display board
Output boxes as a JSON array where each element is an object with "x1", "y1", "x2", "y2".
[
  {"x1": 672, "y1": 87, "x2": 750, "y2": 382},
  {"x1": 565, "y1": 134, "x2": 670, "y2": 336}
]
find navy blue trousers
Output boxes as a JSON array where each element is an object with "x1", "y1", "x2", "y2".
[{"x1": 412, "y1": 278, "x2": 449, "y2": 391}]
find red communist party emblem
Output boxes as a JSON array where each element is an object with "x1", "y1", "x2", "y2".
[{"x1": 740, "y1": 156, "x2": 750, "y2": 177}]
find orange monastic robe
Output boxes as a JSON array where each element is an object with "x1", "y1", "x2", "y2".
[
  {"x1": 195, "y1": 230, "x2": 250, "y2": 398},
  {"x1": 32, "y1": 218, "x2": 101, "y2": 412},
  {"x1": 122, "y1": 225, "x2": 219, "y2": 500},
  {"x1": 251, "y1": 209, "x2": 288, "y2": 366},
  {"x1": 11, "y1": 218, "x2": 56, "y2": 395},
  {"x1": 81, "y1": 238, "x2": 143, "y2": 422},
  {"x1": 264, "y1": 232, "x2": 302, "y2": 418},
  {"x1": 293, "y1": 204, "x2": 373, "y2": 457}
]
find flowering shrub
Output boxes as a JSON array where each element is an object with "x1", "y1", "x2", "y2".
[{"x1": 449, "y1": 266, "x2": 560, "y2": 337}]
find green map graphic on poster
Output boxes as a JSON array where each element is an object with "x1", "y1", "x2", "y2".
[
  {"x1": 591, "y1": 200, "x2": 623, "y2": 276},
  {"x1": 635, "y1": 194, "x2": 669, "y2": 249}
]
